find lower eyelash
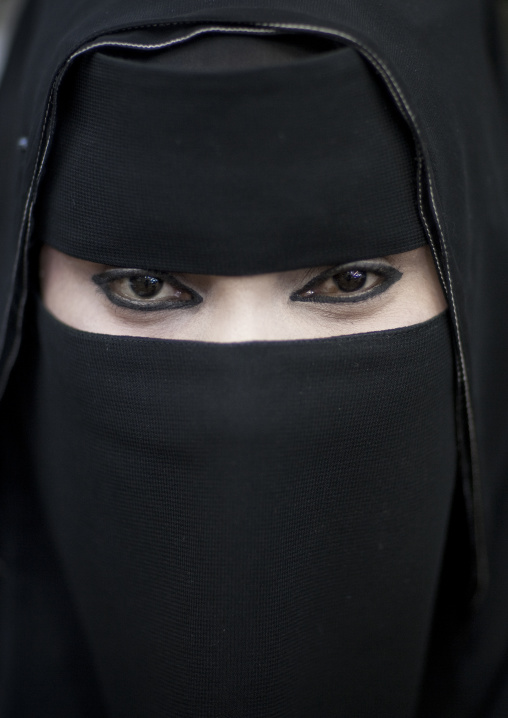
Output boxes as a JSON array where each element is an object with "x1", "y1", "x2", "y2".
[{"x1": 100, "y1": 292, "x2": 200, "y2": 312}]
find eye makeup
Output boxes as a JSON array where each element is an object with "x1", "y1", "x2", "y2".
[
  {"x1": 290, "y1": 260, "x2": 402, "y2": 304},
  {"x1": 92, "y1": 268, "x2": 203, "y2": 311},
  {"x1": 92, "y1": 260, "x2": 402, "y2": 314}
]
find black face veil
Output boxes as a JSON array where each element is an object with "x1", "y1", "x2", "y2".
[{"x1": 1, "y1": 2, "x2": 507, "y2": 718}]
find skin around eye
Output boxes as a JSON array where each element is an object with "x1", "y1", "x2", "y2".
[
  {"x1": 92, "y1": 269, "x2": 202, "y2": 311},
  {"x1": 291, "y1": 260, "x2": 402, "y2": 304},
  {"x1": 39, "y1": 245, "x2": 447, "y2": 341}
]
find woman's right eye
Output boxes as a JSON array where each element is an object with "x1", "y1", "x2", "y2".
[{"x1": 93, "y1": 269, "x2": 202, "y2": 311}]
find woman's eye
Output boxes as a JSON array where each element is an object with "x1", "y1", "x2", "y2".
[
  {"x1": 291, "y1": 261, "x2": 402, "y2": 304},
  {"x1": 93, "y1": 269, "x2": 202, "y2": 311}
]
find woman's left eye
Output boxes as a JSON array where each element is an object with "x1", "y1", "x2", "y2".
[
  {"x1": 93, "y1": 269, "x2": 202, "y2": 311},
  {"x1": 291, "y1": 260, "x2": 402, "y2": 304}
]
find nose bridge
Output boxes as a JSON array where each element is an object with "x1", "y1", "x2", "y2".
[
  {"x1": 206, "y1": 306, "x2": 276, "y2": 342},
  {"x1": 201, "y1": 274, "x2": 285, "y2": 342}
]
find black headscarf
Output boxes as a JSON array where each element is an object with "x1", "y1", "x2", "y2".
[{"x1": 0, "y1": 1, "x2": 507, "y2": 716}]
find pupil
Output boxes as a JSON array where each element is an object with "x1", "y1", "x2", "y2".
[
  {"x1": 334, "y1": 269, "x2": 367, "y2": 292},
  {"x1": 129, "y1": 275, "x2": 162, "y2": 298}
]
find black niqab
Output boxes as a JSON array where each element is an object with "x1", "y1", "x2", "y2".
[
  {"x1": 31, "y1": 305, "x2": 455, "y2": 716},
  {"x1": 0, "y1": 1, "x2": 507, "y2": 717}
]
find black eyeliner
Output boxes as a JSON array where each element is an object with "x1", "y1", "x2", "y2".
[
  {"x1": 92, "y1": 269, "x2": 203, "y2": 312},
  {"x1": 290, "y1": 260, "x2": 402, "y2": 305}
]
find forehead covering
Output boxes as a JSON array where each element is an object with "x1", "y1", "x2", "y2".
[{"x1": 37, "y1": 30, "x2": 426, "y2": 274}]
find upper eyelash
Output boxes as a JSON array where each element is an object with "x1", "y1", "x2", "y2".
[
  {"x1": 92, "y1": 268, "x2": 173, "y2": 286},
  {"x1": 290, "y1": 260, "x2": 402, "y2": 304},
  {"x1": 92, "y1": 268, "x2": 202, "y2": 312}
]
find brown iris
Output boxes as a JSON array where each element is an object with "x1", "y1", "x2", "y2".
[
  {"x1": 334, "y1": 269, "x2": 367, "y2": 292},
  {"x1": 129, "y1": 275, "x2": 163, "y2": 298}
]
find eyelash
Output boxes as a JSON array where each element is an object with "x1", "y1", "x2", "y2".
[{"x1": 92, "y1": 260, "x2": 402, "y2": 312}]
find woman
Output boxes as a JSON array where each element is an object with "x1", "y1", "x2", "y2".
[{"x1": 0, "y1": 1, "x2": 506, "y2": 716}]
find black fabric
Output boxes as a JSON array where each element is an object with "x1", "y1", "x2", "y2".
[
  {"x1": 0, "y1": 1, "x2": 508, "y2": 717},
  {"x1": 37, "y1": 37, "x2": 426, "y2": 274},
  {"x1": 0, "y1": 306, "x2": 108, "y2": 717},
  {"x1": 32, "y1": 306, "x2": 455, "y2": 717}
]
